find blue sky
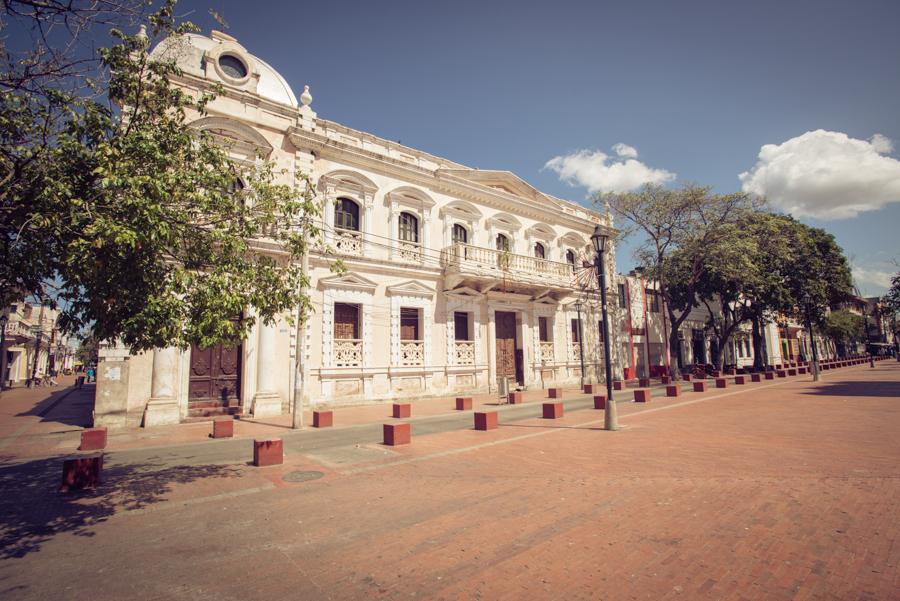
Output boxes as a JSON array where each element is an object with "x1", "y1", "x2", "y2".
[{"x1": 149, "y1": 1, "x2": 900, "y2": 293}]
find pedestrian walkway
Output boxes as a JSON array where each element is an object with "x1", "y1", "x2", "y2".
[{"x1": 0, "y1": 360, "x2": 897, "y2": 600}]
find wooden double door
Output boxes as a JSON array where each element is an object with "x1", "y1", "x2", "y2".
[
  {"x1": 189, "y1": 341, "x2": 242, "y2": 403},
  {"x1": 495, "y1": 311, "x2": 523, "y2": 385}
]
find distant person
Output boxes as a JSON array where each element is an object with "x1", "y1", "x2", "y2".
[{"x1": 86, "y1": 366, "x2": 95, "y2": 383}]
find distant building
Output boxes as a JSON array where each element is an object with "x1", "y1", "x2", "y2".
[{"x1": 1, "y1": 301, "x2": 72, "y2": 387}]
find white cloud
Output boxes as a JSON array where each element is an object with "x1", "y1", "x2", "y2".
[
  {"x1": 851, "y1": 262, "x2": 895, "y2": 295},
  {"x1": 739, "y1": 130, "x2": 900, "y2": 220},
  {"x1": 612, "y1": 143, "x2": 638, "y2": 158},
  {"x1": 545, "y1": 145, "x2": 676, "y2": 194}
]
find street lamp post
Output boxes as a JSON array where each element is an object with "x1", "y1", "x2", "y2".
[
  {"x1": 591, "y1": 225, "x2": 617, "y2": 431},
  {"x1": 574, "y1": 300, "x2": 585, "y2": 388},
  {"x1": 802, "y1": 293, "x2": 819, "y2": 382},
  {"x1": 0, "y1": 314, "x2": 7, "y2": 391}
]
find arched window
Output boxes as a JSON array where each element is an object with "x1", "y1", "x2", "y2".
[
  {"x1": 399, "y1": 212, "x2": 419, "y2": 243},
  {"x1": 495, "y1": 233, "x2": 510, "y2": 252},
  {"x1": 534, "y1": 242, "x2": 546, "y2": 259},
  {"x1": 335, "y1": 198, "x2": 360, "y2": 231},
  {"x1": 228, "y1": 178, "x2": 245, "y2": 206},
  {"x1": 565, "y1": 249, "x2": 576, "y2": 268},
  {"x1": 452, "y1": 223, "x2": 468, "y2": 245}
]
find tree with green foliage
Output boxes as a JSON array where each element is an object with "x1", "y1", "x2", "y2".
[
  {"x1": 598, "y1": 183, "x2": 761, "y2": 377},
  {"x1": 2, "y1": 1, "x2": 322, "y2": 351},
  {"x1": 823, "y1": 309, "x2": 865, "y2": 357}
]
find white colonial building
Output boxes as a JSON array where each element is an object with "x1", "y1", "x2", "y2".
[{"x1": 93, "y1": 30, "x2": 622, "y2": 428}]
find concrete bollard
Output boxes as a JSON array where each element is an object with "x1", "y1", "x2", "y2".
[
  {"x1": 798, "y1": 367, "x2": 807, "y2": 375},
  {"x1": 734, "y1": 376, "x2": 746, "y2": 385},
  {"x1": 548, "y1": 388, "x2": 563, "y2": 399},
  {"x1": 253, "y1": 438, "x2": 283, "y2": 467},
  {"x1": 751, "y1": 373, "x2": 762, "y2": 382},
  {"x1": 212, "y1": 418, "x2": 234, "y2": 438},
  {"x1": 593, "y1": 395, "x2": 607, "y2": 409},
  {"x1": 715, "y1": 378, "x2": 728, "y2": 388},
  {"x1": 666, "y1": 385, "x2": 680, "y2": 397},
  {"x1": 583, "y1": 384, "x2": 596, "y2": 394},
  {"x1": 542, "y1": 402, "x2": 564, "y2": 418},
  {"x1": 392, "y1": 403, "x2": 411, "y2": 418},
  {"x1": 788, "y1": 368, "x2": 797, "y2": 376},
  {"x1": 638, "y1": 378, "x2": 650, "y2": 388},
  {"x1": 474, "y1": 411, "x2": 498, "y2": 431},
  {"x1": 683, "y1": 374, "x2": 693, "y2": 382},
  {"x1": 634, "y1": 389, "x2": 652, "y2": 403},
  {"x1": 764, "y1": 372, "x2": 775, "y2": 380},
  {"x1": 693, "y1": 381, "x2": 708, "y2": 392},
  {"x1": 613, "y1": 380, "x2": 626, "y2": 390},
  {"x1": 383, "y1": 423, "x2": 411, "y2": 446},
  {"x1": 312, "y1": 411, "x2": 333, "y2": 428},
  {"x1": 59, "y1": 453, "x2": 103, "y2": 492},
  {"x1": 776, "y1": 370, "x2": 787, "y2": 378},
  {"x1": 79, "y1": 427, "x2": 107, "y2": 451},
  {"x1": 508, "y1": 392, "x2": 524, "y2": 404},
  {"x1": 660, "y1": 375, "x2": 671, "y2": 385},
  {"x1": 455, "y1": 397, "x2": 473, "y2": 411}
]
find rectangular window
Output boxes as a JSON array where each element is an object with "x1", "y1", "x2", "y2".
[
  {"x1": 454, "y1": 311, "x2": 470, "y2": 341},
  {"x1": 618, "y1": 283, "x2": 627, "y2": 308},
  {"x1": 334, "y1": 303, "x2": 360, "y2": 339},
  {"x1": 538, "y1": 316, "x2": 550, "y2": 342},
  {"x1": 646, "y1": 289, "x2": 660, "y2": 313},
  {"x1": 571, "y1": 318, "x2": 580, "y2": 344},
  {"x1": 400, "y1": 307, "x2": 420, "y2": 341}
]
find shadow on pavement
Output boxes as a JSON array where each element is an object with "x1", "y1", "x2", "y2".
[
  {"x1": 0, "y1": 456, "x2": 242, "y2": 559},
  {"x1": 803, "y1": 380, "x2": 900, "y2": 398},
  {"x1": 14, "y1": 384, "x2": 95, "y2": 428}
]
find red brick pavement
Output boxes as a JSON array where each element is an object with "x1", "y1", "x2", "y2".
[{"x1": 0, "y1": 363, "x2": 898, "y2": 600}]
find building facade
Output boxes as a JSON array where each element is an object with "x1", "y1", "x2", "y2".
[
  {"x1": 1, "y1": 301, "x2": 72, "y2": 387},
  {"x1": 94, "y1": 31, "x2": 621, "y2": 429}
]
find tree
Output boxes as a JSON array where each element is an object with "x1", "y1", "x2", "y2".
[
  {"x1": 2, "y1": 1, "x2": 322, "y2": 351},
  {"x1": 597, "y1": 183, "x2": 761, "y2": 377},
  {"x1": 823, "y1": 310, "x2": 864, "y2": 357}
]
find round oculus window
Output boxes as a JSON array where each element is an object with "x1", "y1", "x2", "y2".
[{"x1": 218, "y1": 54, "x2": 248, "y2": 79}]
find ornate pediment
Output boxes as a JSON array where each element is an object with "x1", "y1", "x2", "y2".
[
  {"x1": 317, "y1": 272, "x2": 378, "y2": 293},
  {"x1": 444, "y1": 286, "x2": 482, "y2": 301},
  {"x1": 386, "y1": 280, "x2": 434, "y2": 298}
]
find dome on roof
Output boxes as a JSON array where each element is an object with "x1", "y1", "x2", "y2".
[{"x1": 149, "y1": 31, "x2": 297, "y2": 108}]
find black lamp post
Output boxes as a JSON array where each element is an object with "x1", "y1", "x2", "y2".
[
  {"x1": 591, "y1": 224, "x2": 616, "y2": 431},
  {"x1": 802, "y1": 293, "x2": 819, "y2": 382},
  {"x1": 574, "y1": 300, "x2": 586, "y2": 388},
  {"x1": 0, "y1": 314, "x2": 7, "y2": 391}
]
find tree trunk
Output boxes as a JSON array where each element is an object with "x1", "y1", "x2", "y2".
[{"x1": 751, "y1": 315, "x2": 764, "y2": 370}]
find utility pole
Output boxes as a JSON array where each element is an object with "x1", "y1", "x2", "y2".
[
  {"x1": 30, "y1": 304, "x2": 45, "y2": 385},
  {"x1": 292, "y1": 248, "x2": 310, "y2": 429}
]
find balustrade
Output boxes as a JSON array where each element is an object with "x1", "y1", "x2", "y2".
[
  {"x1": 540, "y1": 341, "x2": 554, "y2": 363},
  {"x1": 400, "y1": 340, "x2": 424, "y2": 366},
  {"x1": 334, "y1": 230, "x2": 363, "y2": 256},
  {"x1": 333, "y1": 339, "x2": 363, "y2": 367},
  {"x1": 442, "y1": 243, "x2": 572, "y2": 283},
  {"x1": 454, "y1": 341, "x2": 475, "y2": 365}
]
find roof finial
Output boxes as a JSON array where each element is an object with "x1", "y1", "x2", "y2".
[
  {"x1": 300, "y1": 85, "x2": 312, "y2": 107},
  {"x1": 136, "y1": 24, "x2": 149, "y2": 47}
]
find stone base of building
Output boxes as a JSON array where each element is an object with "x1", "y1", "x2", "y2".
[
  {"x1": 252, "y1": 392, "x2": 283, "y2": 418},
  {"x1": 143, "y1": 398, "x2": 180, "y2": 427}
]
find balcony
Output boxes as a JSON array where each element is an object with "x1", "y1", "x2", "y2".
[
  {"x1": 333, "y1": 230, "x2": 363, "y2": 257},
  {"x1": 441, "y1": 243, "x2": 575, "y2": 290},
  {"x1": 539, "y1": 341, "x2": 554, "y2": 363}
]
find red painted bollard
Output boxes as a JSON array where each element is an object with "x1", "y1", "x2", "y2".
[
  {"x1": 683, "y1": 374, "x2": 693, "y2": 382},
  {"x1": 660, "y1": 375, "x2": 670, "y2": 385},
  {"x1": 734, "y1": 376, "x2": 746, "y2": 385},
  {"x1": 79, "y1": 427, "x2": 107, "y2": 451},
  {"x1": 508, "y1": 392, "x2": 524, "y2": 404},
  {"x1": 634, "y1": 389, "x2": 652, "y2": 403},
  {"x1": 253, "y1": 438, "x2": 283, "y2": 467},
  {"x1": 776, "y1": 370, "x2": 787, "y2": 378},
  {"x1": 666, "y1": 385, "x2": 680, "y2": 397},
  {"x1": 787, "y1": 368, "x2": 797, "y2": 376},
  {"x1": 313, "y1": 411, "x2": 333, "y2": 428},
  {"x1": 548, "y1": 388, "x2": 563, "y2": 399},
  {"x1": 613, "y1": 381, "x2": 626, "y2": 391},
  {"x1": 715, "y1": 378, "x2": 728, "y2": 388},
  {"x1": 638, "y1": 378, "x2": 650, "y2": 388},
  {"x1": 764, "y1": 372, "x2": 775, "y2": 380},
  {"x1": 593, "y1": 395, "x2": 607, "y2": 409},
  {"x1": 212, "y1": 418, "x2": 234, "y2": 438},
  {"x1": 474, "y1": 411, "x2": 498, "y2": 430},
  {"x1": 798, "y1": 367, "x2": 807, "y2": 375},
  {"x1": 543, "y1": 402, "x2": 564, "y2": 418},
  {"x1": 392, "y1": 403, "x2": 411, "y2": 418},
  {"x1": 59, "y1": 453, "x2": 103, "y2": 492},
  {"x1": 751, "y1": 373, "x2": 762, "y2": 382},
  {"x1": 455, "y1": 397, "x2": 473, "y2": 411},
  {"x1": 693, "y1": 381, "x2": 708, "y2": 392},
  {"x1": 583, "y1": 384, "x2": 596, "y2": 394},
  {"x1": 383, "y1": 423, "x2": 411, "y2": 446}
]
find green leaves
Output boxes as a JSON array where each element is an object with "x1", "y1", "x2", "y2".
[{"x1": 2, "y1": 2, "x2": 323, "y2": 351}]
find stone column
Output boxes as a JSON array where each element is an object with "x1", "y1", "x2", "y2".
[
  {"x1": 144, "y1": 346, "x2": 180, "y2": 427},
  {"x1": 252, "y1": 319, "x2": 282, "y2": 417}
]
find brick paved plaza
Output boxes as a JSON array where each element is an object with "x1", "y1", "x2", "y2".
[{"x1": 0, "y1": 362, "x2": 898, "y2": 600}]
